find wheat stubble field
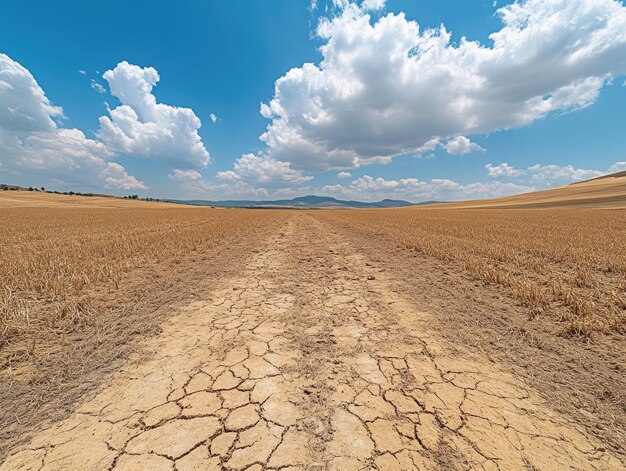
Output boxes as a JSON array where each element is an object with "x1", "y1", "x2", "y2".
[{"x1": 1, "y1": 186, "x2": 625, "y2": 470}]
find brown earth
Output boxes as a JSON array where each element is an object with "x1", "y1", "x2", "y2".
[
  {"x1": 0, "y1": 205, "x2": 286, "y2": 462},
  {"x1": 2, "y1": 213, "x2": 623, "y2": 470}
]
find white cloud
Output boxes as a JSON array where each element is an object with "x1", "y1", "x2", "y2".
[
  {"x1": 169, "y1": 168, "x2": 269, "y2": 199},
  {"x1": 11, "y1": 128, "x2": 113, "y2": 170},
  {"x1": 217, "y1": 153, "x2": 313, "y2": 186},
  {"x1": 487, "y1": 162, "x2": 604, "y2": 184},
  {"x1": 168, "y1": 169, "x2": 203, "y2": 182},
  {"x1": 338, "y1": 171, "x2": 352, "y2": 178},
  {"x1": 362, "y1": 0, "x2": 386, "y2": 11},
  {"x1": 0, "y1": 54, "x2": 146, "y2": 191},
  {"x1": 0, "y1": 53, "x2": 63, "y2": 134},
  {"x1": 485, "y1": 162, "x2": 526, "y2": 178},
  {"x1": 215, "y1": 170, "x2": 240, "y2": 182},
  {"x1": 332, "y1": 0, "x2": 351, "y2": 9},
  {"x1": 0, "y1": 126, "x2": 147, "y2": 191},
  {"x1": 103, "y1": 162, "x2": 147, "y2": 190},
  {"x1": 608, "y1": 161, "x2": 626, "y2": 172},
  {"x1": 527, "y1": 164, "x2": 603, "y2": 185},
  {"x1": 445, "y1": 136, "x2": 485, "y2": 155},
  {"x1": 210, "y1": 113, "x2": 218, "y2": 123},
  {"x1": 90, "y1": 79, "x2": 106, "y2": 94},
  {"x1": 320, "y1": 175, "x2": 535, "y2": 202},
  {"x1": 175, "y1": 160, "x2": 626, "y2": 202},
  {"x1": 98, "y1": 61, "x2": 210, "y2": 168},
  {"x1": 260, "y1": 0, "x2": 626, "y2": 171},
  {"x1": 79, "y1": 70, "x2": 86, "y2": 75}
]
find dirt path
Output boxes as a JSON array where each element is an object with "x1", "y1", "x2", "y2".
[{"x1": 2, "y1": 215, "x2": 622, "y2": 470}]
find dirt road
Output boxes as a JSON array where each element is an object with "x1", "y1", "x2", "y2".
[{"x1": 2, "y1": 215, "x2": 622, "y2": 470}]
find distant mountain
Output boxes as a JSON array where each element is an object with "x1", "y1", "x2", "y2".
[{"x1": 172, "y1": 194, "x2": 427, "y2": 209}]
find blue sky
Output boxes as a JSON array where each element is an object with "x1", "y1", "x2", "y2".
[{"x1": 1, "y1": 0, "x2": 625, "y2": 202}]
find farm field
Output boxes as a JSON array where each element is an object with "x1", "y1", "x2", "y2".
[{"x1": 1, "y1": 189, "x2": 625, "y2": 470}]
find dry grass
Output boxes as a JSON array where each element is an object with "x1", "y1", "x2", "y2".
[
  {"x1": 0, "y1": 202, "x2": 289, "y2": 457},
  {"x1": 0, "y1": 189, "x2": 179, "y2": 209},
  {"x1": 0, "y1": 206, "x2": 284, "y2": 370},
  {"x1": 318, "y1": 208, "x2": 626, "y2": 337}
]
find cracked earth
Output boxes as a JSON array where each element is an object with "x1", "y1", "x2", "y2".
[{"x1": 2, "y1": 215, "x2": 622, "y2": 470}]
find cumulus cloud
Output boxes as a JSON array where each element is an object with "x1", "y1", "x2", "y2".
[
  {"x1": 98, "y1": 61, "x2": 210, "y2": 168},
  {"x1": 320, "y1": 175, "x2": 535, "y2": 202},
  {"x1": 485, "y1": 162, "x2": 526, "y2": 178},
  {"x1": 331, "y1": 0, "x2": 350, "y2": 9},
  {"x1": 362, "y1": 0, "x2": 386, "y2": 11},
  {"x1": 486, "y1": 162, "x2": 603, "y2": 184},
  {"x1": 445, "y1": 136, "x2": 485, "y2": 155},
  {"x1": 325, "y1": 160, "x2": 623, "y2": 202},
  {"x1": 102, "y1": 162, "x2": 147, "y2": 190},
  {"x1": 338, "y1": 171, "x2": 352, "y2": 178},
  {"x1": 210, "y1": 113, "x2": 218, "y2": 123},
  {"x1": 527, "y1": 164, "x2": 603, "y2": 185},
  {"x1": 259, "y1": 0, "x2": 626, "y2": 171},
  {"x1": 169, "y1": 168, "x2": 269, "y2": 199},
  {"x1": 608, "y1": 161, "x2": 626, "y2": 172},
  {"x1": 0, "y1": 54, "x2": 146, "y2": 191},
  {"x1": 0, "y1": 53, "x2": 63, "y2": 134},
  {"x1": 169, "y1": 167, "x2": 535, "y2": 203},
  {"x1": 173, "y1": 159, "x2": 626, "y2": 203},
  {"x1": 217, "y1": 154, "x2": 313, "y2": 186},
  {"x1": 169, "y1": 169, "x2": 203, "y2": 182}
]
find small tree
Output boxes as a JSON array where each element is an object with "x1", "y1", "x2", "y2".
[{"x1": 41, "y1": 187, "x2": 45, "y2": 191}]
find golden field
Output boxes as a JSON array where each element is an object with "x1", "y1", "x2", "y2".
[
  {"x1": 319, "y1": 208, "x2": 626, "y2": 336},
  {"x1": 0, "y1": 190, "x2": 178, "y2": 209},
  {"x1": 1, "y1": 196, "x2": 287, "y2": 447},
  {"x1": 318, "y1": 173, "x2": 626, "y2": 336},
  {"x1": 1, "y1": 187, "x2": 625, "y2": 466},
  {"x1": 1, "y1": 202, "x2": 283, "y2": 355}
]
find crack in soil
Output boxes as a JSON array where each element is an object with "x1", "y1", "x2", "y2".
[{"x1": 1, "y1": 215, "x2": 622, "y2": 471}]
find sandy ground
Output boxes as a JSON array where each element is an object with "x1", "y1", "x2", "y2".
[{"x1": 2, "y1": 214, "x2": 623, "y2": 470}]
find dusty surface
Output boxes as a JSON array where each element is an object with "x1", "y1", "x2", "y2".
[
  {"x1": 1, "y1": 207, "x2": 285, "y2": 460},
  {"x1": 319, "y1": 212, "x2": 626, "y2": 459},
  {"x1": 2, "y1": 215, "x2": 623, "y2": 470}
]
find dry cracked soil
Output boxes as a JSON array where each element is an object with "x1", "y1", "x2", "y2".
[{"x1": 2, "y1": 215, "x2": 623, "y2": 471}]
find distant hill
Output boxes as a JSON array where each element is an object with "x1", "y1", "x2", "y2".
[
  {"x1": 173, "y1": 194, "x2": 423, "y2": 209},
  {"x1": 0, "y1": 189, "x2": 180, "y2": 209}
]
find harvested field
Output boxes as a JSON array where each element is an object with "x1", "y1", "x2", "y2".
[
  {"x1": 0, "y1": 190, "x2": 178, "y2": 209},
  {"x1": 318, "y1": 208, "x2": 626, "y2": 337},
  {"x1": 0, "y1": 200, "x2": 287, "y2": 458},
  {"x1": 1, "y1": 191, "x2": 625, "y2": 470}
]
